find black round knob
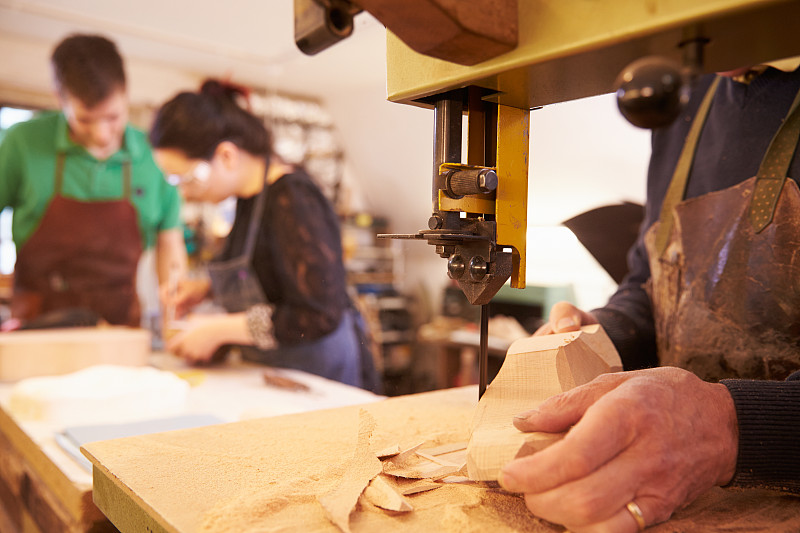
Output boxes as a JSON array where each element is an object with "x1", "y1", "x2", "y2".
[{"x1": 615, "y1": 56, "x2": 688, "y2": 129}]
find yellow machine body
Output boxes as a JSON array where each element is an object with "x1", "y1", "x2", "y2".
[{"x1": 386, "y1": 0, "x2": 800, "y2": 110}]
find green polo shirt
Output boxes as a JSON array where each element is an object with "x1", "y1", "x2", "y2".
[{"x1": 0, "y1": 111, "x2": 181, "y2": 251}]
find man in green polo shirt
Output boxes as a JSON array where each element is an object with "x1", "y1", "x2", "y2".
[{"x1": 0, "y1": 34, "x2": 186, "y2": 326}]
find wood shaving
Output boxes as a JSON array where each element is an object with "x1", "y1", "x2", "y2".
[
  {"x1": 317, "y1": 409, "x2": 383, "y2": 532},
  {"x1": 362, "y1": 475, "x2": 413, "y2": 512}
]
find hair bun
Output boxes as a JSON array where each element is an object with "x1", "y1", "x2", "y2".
[{"x1": 200, "y1": 79, "x2": 251, "y2": 110}]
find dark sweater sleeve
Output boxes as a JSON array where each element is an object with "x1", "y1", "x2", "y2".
[
  {"x1": 721, "y1": 373, "x2": 800, "y2": 493},
  {"x1": 261, "y1": 173, "x2": 349, "y2": 345}
]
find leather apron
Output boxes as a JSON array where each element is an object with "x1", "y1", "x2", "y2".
[
  {"x1": 645, "y1": 77, "x2": 800, "y2": 381},
  {"x1": 12, "y1": 153, "x2": 143, "y2": 326}
]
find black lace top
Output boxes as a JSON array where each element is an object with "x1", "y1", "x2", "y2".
[{"x1": 217, "y1": 169, "x2": 349, "y2": 345}]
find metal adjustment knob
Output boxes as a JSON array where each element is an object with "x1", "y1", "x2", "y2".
[
  {"x1": 615, "y1": 56, "x2": 688, "y2": 129},
  {"x1": 445, "y1": 168, "x2": 498, "y2": 198}
]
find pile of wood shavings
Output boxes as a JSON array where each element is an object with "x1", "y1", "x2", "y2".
[
  {"x1": 199, "y1": 408, "x2": 559, "y2": 533},
  {"x1": 319, "y1": 410, "x2": 558, "y2": 533}
]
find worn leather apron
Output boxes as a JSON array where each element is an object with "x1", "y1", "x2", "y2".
[
  {"x1": 645, "y1": 77, "x2": 800, "y2": 381},
  {"x1": 12, "y1": 153, "x2": 143, "y2": 326}
]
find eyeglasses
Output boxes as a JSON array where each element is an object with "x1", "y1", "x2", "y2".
[{"x1": 166, "y1": 161, "x2": 211, "y2": 186}]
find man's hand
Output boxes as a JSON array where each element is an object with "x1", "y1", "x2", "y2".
[
  {"x1": 534, "y1": 301, "x2": 599, "y2": 335},
  {"x1": 499, "y1": 367, "x2": 738, "y2": 532}
]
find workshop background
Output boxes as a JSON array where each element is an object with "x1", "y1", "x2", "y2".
[{"x1": 0, "y1": 0, "x2": 650, "y2": 394}]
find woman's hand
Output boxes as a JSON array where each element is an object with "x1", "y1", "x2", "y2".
[
  {"x1": 534, "y1": 301, "x2": 599, "y2": 335},
  {"x1": 160, "y1": 277, "x2": 212, "y2": 319},
  {"x1": 499, "y1": 367, "x2": 738, "y2": 532},
  {"x1": 166, "y1": 313, "x2": 247, "y2": 364}
]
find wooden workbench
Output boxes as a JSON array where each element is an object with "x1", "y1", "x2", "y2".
[
  {"x1": 83, "y1": 386, "x2": 800, "y2": 532},
  {"x1": 0, "y1": 399, "x2": 110, "y2": 533},
  {"x1": 0, "y1": 355, "x2": 381, "y2": 533}
]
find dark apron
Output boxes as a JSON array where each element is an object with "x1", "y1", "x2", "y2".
[
  {"x1": 207, "y1": 182, "x2": 268, "y2": 314},
  {"x1": 240, "y1": 309, "x2": 366, "y2": 388},
  {"x1": 645, "y1": 77, "x2": 800, "y2": 381},
  {"x1": 208, "y1": 181, "x2": 379, "y2": 391},
  {"x1": 12, "y1": 153, "x2": 142, "y2": 327}
]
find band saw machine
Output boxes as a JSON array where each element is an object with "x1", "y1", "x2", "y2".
[{"x1": 295, "y1": 0, "x2": 800, "y2": 397}]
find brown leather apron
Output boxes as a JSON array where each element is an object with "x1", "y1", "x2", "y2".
[
  {"x1": 12, "y1": 153, "x2": 143, "y2": 326},
  {"x1": 645, "y1": 77, "x2": 800, "y2": 381}
]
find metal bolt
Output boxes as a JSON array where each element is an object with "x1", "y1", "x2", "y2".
[
  {"x1": 428, "y1": 214, "x2": 443, "y2": 230},
  {"x1": 478, "y1": 169, "x2": 498, "y2": 192}
]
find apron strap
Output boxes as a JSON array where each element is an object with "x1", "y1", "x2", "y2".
[
  {"x1": 749, "y1": 86, "x2": 800, "y2": 232},
  {"x1": 242, "y1": 167, "x2": 270, "y2": 259},
  {"x1": 654, "y1": 76, "x2": 721, "y2": 256},
  {"x1": 122, "y1": 159, "x2": 132, "y2": 200},
  {"x1": 54, "y1": 153, "x2": 134, "y2": 200},
  {"x1": 54, "y1": 152, "x2": 66, "y2": 194}
]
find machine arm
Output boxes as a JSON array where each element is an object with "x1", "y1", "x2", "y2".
[{"x1": 379, "y1": 87, "x2": 528, "y2": 307}]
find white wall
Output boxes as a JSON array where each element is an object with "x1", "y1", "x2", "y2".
[
  {"x1": 527, "y1": 94, "x2": 651, "y2": 310},
  {"x1": 0, "y1": 32, "x2": 202, "y2": 109}
]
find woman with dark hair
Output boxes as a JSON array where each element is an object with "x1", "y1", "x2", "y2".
[{"x1": 151, "y1": 80, "x2": 379, "y2": 392}]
